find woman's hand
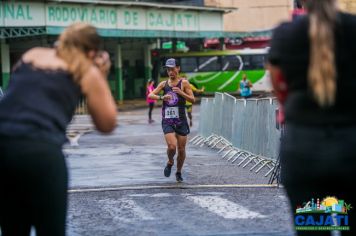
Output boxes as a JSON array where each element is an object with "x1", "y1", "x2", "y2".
[{"x1": 94, "y1": 51, "x2": 111, "y2": 77}]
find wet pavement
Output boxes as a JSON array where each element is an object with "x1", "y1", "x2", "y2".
[
  {"x1": 68, "y1": 188, "x2": 293, "y2": 236},
  {"x1": 63, "y1": 105, "x2": 296, "y2": 236}
]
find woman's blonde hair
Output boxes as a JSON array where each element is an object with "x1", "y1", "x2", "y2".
[
  {"x1": 306, "y1": 0, "x2": 338, "y2": 107},
  {"x1": 56, "y1": 23, "x2": 101, "y2": 82}
]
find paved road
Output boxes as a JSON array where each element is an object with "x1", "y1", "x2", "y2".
[{"x1": 63, "y1": 106, "x2": 296, "y2": 236}]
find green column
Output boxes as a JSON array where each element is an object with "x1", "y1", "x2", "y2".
[
  {"x1": 172, "y1": 38, "x2": 177, "y2": 52},
  {"x1": 219, "y1": 37, "x2": 226, "y2": 50},
  {"x1": 1, "y1": 41, "x2": 10, "y2": 90},
  {"x1": 144, "y1": 44, "x2": 152, "y2": 82},
  {"x1": 115, "y1": 44, "x2": 124, "y2": 103}
]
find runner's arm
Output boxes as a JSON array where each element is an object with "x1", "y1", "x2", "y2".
[
  {"x1": 81, "y1": 66, "x2": 117, "y2": 133},
  {"x1": 174, "y1": 80, "x2": 195, "y2": 103},
  {"x1": 148, "y1": 81, "x2": 166, "y2": 100},
  {"x1": 190, "y1": 84, "x2": 204, "y2": 94}
]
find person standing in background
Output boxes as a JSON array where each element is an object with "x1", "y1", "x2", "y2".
[
  {"x1": 185, "y1": 81, "x2": 204, "y2": 127},
  {"x1": 0, "y1": 23, "x2": 117, "y2": 236},
  {"x1": 146, "y1": 79, "x2": 156, "y2": 123},
  {"x1": 268, "y1": 0, "x2": 356, "y2": 235},
  {"x1": 239, "y1": 73, "x2": 252, "y2": 98}
]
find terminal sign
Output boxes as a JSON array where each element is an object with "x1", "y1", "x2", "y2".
[
  {"x1": 1, "y1": 1, "x2": 221, "y2": 32},
  {"x1": 0, "y1": 2, "x2": 45, "y2": 27}
]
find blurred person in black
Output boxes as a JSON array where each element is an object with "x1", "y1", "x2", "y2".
[
  {"x1": 0, "y1": 23, "x2": 117, "y2": 236},
  {"x1": 268, "y1": 0, "x2": 356, "y2": 235}
]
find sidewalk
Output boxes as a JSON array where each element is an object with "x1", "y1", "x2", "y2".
[
  {"x1": 63, "y1": 106, "x2": 294, "y2": 236},
  {"x1": 66, "y1": 104, "x2": 273, "y2": 188},
  {"x1": 117, "y1": 99, "x2": 155, "y2": 111}
]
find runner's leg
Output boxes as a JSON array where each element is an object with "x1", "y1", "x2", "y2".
[
  {"x1": 148, "y1": 103, "x2": 154, "y2": 122},
  {"x1": 164, "y1": 133, "x2": 177, "y2": 165},
  {"x1": 176, "y1": 134, "x2": 187, "y2": 173}
]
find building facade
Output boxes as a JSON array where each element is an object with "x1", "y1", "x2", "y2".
[
  {"x1": 0, "y1": 0, "x2": 227, "y2": 100},
  {"x1": 203, "y1": 0, "x2": 356, "y2": 33},
  {"x1": 121, "y1": 0, "x2": 205, "y2": 6},
  {"x1": 339, "y1": 0, "x2": 356, "y2": 13},
  {"x1": 205, "y1": 0, "x2": 294, "y2": 32},
  {"x1": 2, "y1": 0, "x2": 353, "y2": 101}
]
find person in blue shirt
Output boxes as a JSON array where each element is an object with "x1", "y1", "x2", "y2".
[{"x1": 239, "y1": 73, "x2": 252, "y2": 98}]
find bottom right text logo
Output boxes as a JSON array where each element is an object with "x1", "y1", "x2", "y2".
[{"x1": 295, "y1": 196, "x2": 352, "y2": 231}]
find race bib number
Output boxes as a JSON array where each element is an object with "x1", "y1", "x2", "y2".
[{"x1": 165, "y1": 107, "x2": 179, "y2": 119}]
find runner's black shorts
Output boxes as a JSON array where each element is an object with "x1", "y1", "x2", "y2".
[{"x1": 162, "y1": 120, "x2": 190, "y2": 136}]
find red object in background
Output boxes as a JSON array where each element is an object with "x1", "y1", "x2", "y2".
[
  {"x1": 203, "y1": 38, "x2": 220, "y2": 49},
  {"x1": 228, "y1": 37, "x2": 270, "y2": 49},
  {"x1": 204, "y1": 37, "x2": 270, "y2": 50},
  {"x1": 274, "y1": 71, "x2": 288, "y2": 125},
  {"x1": 276, "y1": 105, "x2": 285, "y2": 125},
  {"x1": 291, "y1": 8, "x2": 306, "y2": 20},
  {"x1": 275, "y1": 72, "x2": 288, "y2": 105},
  {"x1": 151, "y1": 50, "x2": 159, "y2": 57}
]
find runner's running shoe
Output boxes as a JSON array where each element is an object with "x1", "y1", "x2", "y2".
[
  {"x1": 164, "y1": 163, "x2": 173, "y2": 177},
  {"x1": 175, "y1": 172, "x2": 183, "y2": 182}
]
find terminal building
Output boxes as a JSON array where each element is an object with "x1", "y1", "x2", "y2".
[
  {"x1": 10, "y1": 1, "x2": 353, "y2": 101},
  {"x1": 1, "y1": 0, "x2": 231, "y2": 101}
]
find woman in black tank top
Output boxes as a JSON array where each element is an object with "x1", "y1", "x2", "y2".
[{"x1": 0, "y1": 23, "x2": 117, "y2": 236}]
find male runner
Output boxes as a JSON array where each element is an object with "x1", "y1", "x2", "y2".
[{"x1": 148, "y1": 58, "x2": 195, "y2": 182}]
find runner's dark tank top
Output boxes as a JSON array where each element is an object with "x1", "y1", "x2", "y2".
[
  {"x1": 0, "y1": 60, "x2": 81, "y2": 145},
  {"x1": 161, "y1": 79, "x2": 187, "y2": 125}
]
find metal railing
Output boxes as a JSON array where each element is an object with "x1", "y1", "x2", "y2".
[{"x1": 191, "y1": 93, "x2": 281, "y2": 180}]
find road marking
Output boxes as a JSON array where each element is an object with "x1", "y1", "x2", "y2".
[
  {"x1": 69, "y1": 184, "x2": 278, "y2": 193},
  {"x1": 98, "y1": 198, "x2": 155, "y2": 222},
  {"x1": 187, "y1": 196, "x2": 266, "y2": 219},
  {"x1": 196, "y1": 191, "x2": 226, "y2": 196},
  {"x1": 129, "y1": 193, "x2": 173, "y2": 198}
]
